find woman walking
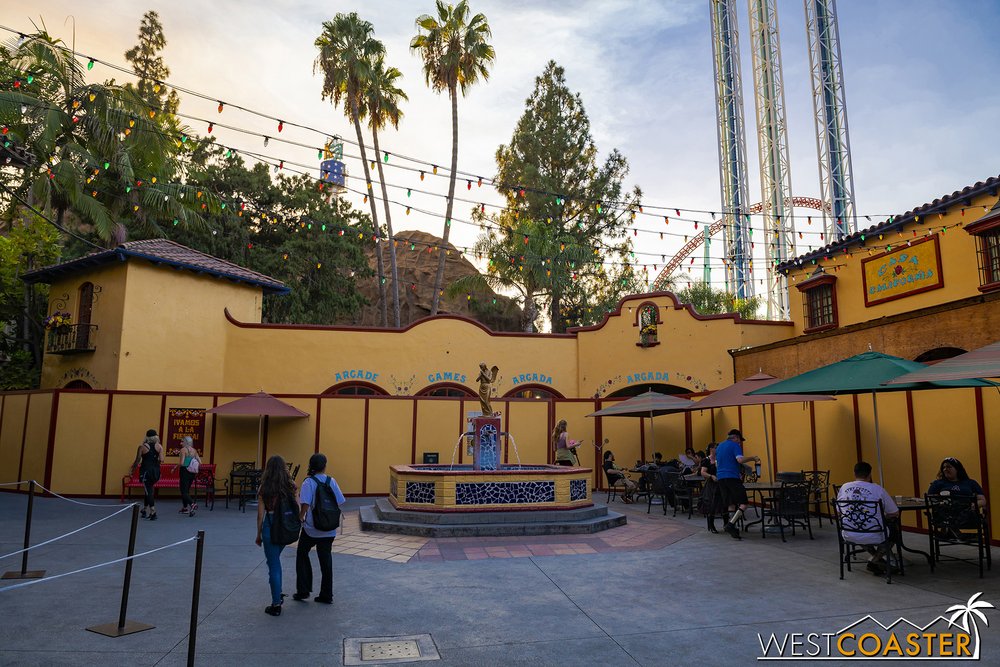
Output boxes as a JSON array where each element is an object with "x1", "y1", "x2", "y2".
[
  {"x1": 177, "y1": 436, "x2": 200, "y2": 516},
  {"x1": 130, "y1": 429, "x2": 163, "y2": 520},
  {"x1": 256, "y1": 455, "x2": 296, "y2": 616}
]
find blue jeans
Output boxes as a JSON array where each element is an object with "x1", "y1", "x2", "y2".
[{"x1": 261, "y1": 514, "x2": 285, "y2": 605}]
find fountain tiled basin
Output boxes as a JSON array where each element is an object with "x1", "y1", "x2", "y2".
[{"x1": 389, "y1": 464, "x2": 593, "y2": 512}]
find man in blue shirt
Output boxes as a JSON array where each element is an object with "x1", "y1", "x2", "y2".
[{"x1": 716, "y1": 429, "x2": 760, "y2": 540}]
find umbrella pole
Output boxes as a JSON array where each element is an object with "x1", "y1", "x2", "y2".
[
  {"x1": 648, "y1": 411, "x2": 656, "y2": 460},
  {"x1": 871, "y1": 392, "x2": 884, "y2": 486},
  {"x1": 760, "y1": 404, "x2": 773, "y2": 483},
  {"x1": 257, "y1": 416, "x2": 263, "y2": 468}
]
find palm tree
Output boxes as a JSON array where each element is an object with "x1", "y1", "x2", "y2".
[
  {"x1": 362, "y1": 57, "x2": 407, "y2": 327},
  {"x1": 0, "y1": 31, "x2": 197, "y2": 245},
  {"x1": 315, "y1": 13, "x2": 389, "y2": 327},
  {"x1": 410, "y1": 0, "x2": 495, "y2": 315}
]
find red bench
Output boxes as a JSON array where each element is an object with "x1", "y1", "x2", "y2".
[{"x1": 121, "y1": 464, "x2": 219, "y2": 509}]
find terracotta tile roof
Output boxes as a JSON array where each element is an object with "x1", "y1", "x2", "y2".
[
  {"x1": 778, "y1": 174, "x2": 1000, "y2": 272},
  {"x1": 22, "y1": 238, "x2": 289, "y2": 295}
]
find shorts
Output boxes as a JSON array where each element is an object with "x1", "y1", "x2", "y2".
[{"x1": 718, "y1": 477, "x2": 748, "y2": 507}]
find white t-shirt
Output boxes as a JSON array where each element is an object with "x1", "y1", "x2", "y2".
[
  {"x1": 837, "y1": 480, "x2": 898, "y2": 545},
  {"x1": 298, "y1": 474, "x2": 346, "y2": 539}
]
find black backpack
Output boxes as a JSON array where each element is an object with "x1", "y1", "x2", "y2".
[
  {"x1": 270, "y1": 492, "x2": 302, "y2": 546},
  {"x1": 309, "y1": 475, "x2": 342, "y2": 531}
]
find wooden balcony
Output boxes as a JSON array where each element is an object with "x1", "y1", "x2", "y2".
[{"x1": 45, "y1": 324, "x2": 98, "y2": 355}]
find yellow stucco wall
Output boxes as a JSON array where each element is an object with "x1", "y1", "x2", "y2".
[
  {"x1": 20, "y1": 393, "x2": 52, "y2": 486},
  {"x1": 785, "y1": 191, "x2": 995, "y2": 335},
  {"x1": 116, "y1": 263, "x2": 261, "y2": 392},
  {"x1": 41, "y1": 264, "x2": 126, "y2": 390},
  {"x1": 576, "y1": 294, "x2": 791, "y2": 397},
  {"x1": 0, "y1": 394, "x2": 29, "y2": 480},
  {"x1": 50, "y1": 392, "x2": 108, "y2": 495}
]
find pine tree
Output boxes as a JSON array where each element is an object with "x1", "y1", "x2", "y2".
[
  {"x1": 489, "y1": 60, "x2": 641, "y2": 332},
  {"x1": 124, "y1": 11, "x2": 180, "y2": 114}
]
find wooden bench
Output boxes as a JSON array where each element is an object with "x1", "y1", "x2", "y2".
[{"x1": 121, "y1": 464, "x2": 220, "y2": 509}]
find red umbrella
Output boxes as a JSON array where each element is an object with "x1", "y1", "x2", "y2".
[
  {"x1": 693, "y1": 373, "x2": 834, "y2": 481},
  {"x1": 207, "y1": 392, "x2": 309, "y2": 465}
]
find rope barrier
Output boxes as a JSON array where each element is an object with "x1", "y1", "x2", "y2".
[
  {"x1": 0, "y1": 535, "x2": 198, "y2": 593},
  {"x1": 0, "y1": 502, "x2": 138, "y2": 561},
  {"x1": 0, "y1": 481, "x2": 30, "y2": 487},
  {"x1": 31, "y1": 482, "x2": 138, "y2": 508}
]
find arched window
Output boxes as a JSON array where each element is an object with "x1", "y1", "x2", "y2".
[
  {"x1": 322, "y1": 381, "x2": 388, "y2": 396},
  {"x1": 636, "y1": 302, "x2": 660, "y2": 347},
  {"x1": 416, "y1": 383, "x2": 475, "y2": 398},
  {"x1": 503, "y1": 384, "x2": 564, "y2": 400},
  {"x1": 63, "y1": 380, "x2": 92, "y2": 389},
  {"x1": 914, "y1": 347, "x2": 967, "y2": 364}
]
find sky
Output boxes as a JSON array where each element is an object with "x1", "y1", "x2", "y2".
[{"x1": 5, "y1": 0, "x2": 1000, "y2": 293}]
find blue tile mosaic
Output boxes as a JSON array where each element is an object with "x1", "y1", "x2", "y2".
[
  {"x1": 405, "y1": 481, "x2": 436, "y2": 504},
  {"x1": 390, "y1": 476, "x2": 398, "y2": 498},
  {"x1": 477, "y1": 424, "x2": 500, "y2": 471},
  {"x1": 570, "y1": 478, "x2": 588, "y2": 501},
  {"x1": 455, "y1": 481, "x2": 555, "y2": 505}
]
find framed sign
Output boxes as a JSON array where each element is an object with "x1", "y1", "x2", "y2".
[
  {"x1": 165, "y1": 407, "x2": 206, "y2": 456},
  {"x1": 861, "y1": 235, "x2": 944, "y2": 307}
]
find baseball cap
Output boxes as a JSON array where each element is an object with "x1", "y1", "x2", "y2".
[{"x1": 727, "y1": 428, "x2": 745, "y2": 441}]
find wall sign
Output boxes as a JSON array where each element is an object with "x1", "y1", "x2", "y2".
[
  {"x1": 862, "y1": 235, "x2": 943, "y2": 307},
  {"x1": 510, "y1": 372, "x2": 553, "y2": 386},
  {"x1": 166, "y1": 407, "x2": 206, "y2": 456},
  {"x1": 333, "y1": 368, "x2": 379, "y2": 382}
]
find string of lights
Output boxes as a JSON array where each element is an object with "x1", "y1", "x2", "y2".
[{"x1": 0, "y1": 24, "x2": 936, "y2": 226}]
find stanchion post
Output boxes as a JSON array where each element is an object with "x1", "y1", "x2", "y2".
[
  {"x1": 188, "y1": 530, "x2": 205, "y2": 667},
  {"x1": 86, "y1": 504, "x2": 154, "y2": 637},
  {"x1": 2, "y1": 480, "x2": 45, "y2": 579}
]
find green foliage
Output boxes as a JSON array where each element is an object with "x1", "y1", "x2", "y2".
[
  {"x1": 0, "y1": 29, "x2": 201, "y2": 246},
  {"x1": 675, "y1": 281, "x2": 762, "y2": 319},
  {"x1": 170, "y1": 146, "x2": 371, "y2": 324},
  {"x1": 123, "y1": 11, "x2": 180, "y2": 115},
  {"x1": 0, "y1": 211, "x2": 62, "y2": 387},
  {"x1": 476, "y1": 60, "x2": 640, "y2": 332}
]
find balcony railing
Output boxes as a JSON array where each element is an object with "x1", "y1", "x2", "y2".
[{"x1": 45, "y1": 324, "x2": 98, "y2": 355}]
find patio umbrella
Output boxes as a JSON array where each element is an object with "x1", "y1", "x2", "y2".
[
  {"x1": 207, "y1": 391, "x2": 309, "y2": 466},
  {"x1": 692, "y1": 373, "x2": 834, "y2": 482},
  {"x1": 748, "y1": 351, "x2": 995, "y2": 485},
  {"x1": 587, "y1": 391, "x2": 697, "y2": 454},
  {"x1": 885, "y1": 340, "x2": 1000, "y2": 384}
]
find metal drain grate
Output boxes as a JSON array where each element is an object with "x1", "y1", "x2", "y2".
[
  {"x1": 344, "y1": 634, "x2": 440, "y2": 665},
  {"x1": 362, "y1": 640, "x2": 421, "y2": 660}
]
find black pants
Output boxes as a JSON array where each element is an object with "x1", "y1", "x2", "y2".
[
  {"x1": 179, "y1": 468, "x2": 195, "y2": 508},
  {"x1": 556, "y1": 459, "x2": 573, "y2": 466},
  {"x1": 295, "y1": 530, "x2": 334, "y2": 599},
  {"x1": 140, "y1": 470, "x2": 159, "y2": 508}
]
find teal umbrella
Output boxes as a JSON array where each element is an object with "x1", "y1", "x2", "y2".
[{"x1": 748, "y1": 351, "x2": 996, "y2": 484}]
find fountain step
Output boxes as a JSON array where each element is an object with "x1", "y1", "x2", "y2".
[{"x1": 360, "y1": 498, "x2": 627, "y2": 537}]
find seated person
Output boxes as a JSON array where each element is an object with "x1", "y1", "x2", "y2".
[
  {"x1": 689, "y1": 450, "x2": 705, "y2": 474},
  {"x1": 652, "y1": 452, "x2": 665, "y2": 468},
  {"x1": 603, "y1": 450, "x2": 638, "y2": 503},
  {"x1": 837, "y1": 461, "x2": 899, "y2": 574},
  {"x1": 678, "y1": 447, "x2": 697, "y2": 468},
  {"x1": 927, "y1": 457, "x2": 987, "y2": 508}
]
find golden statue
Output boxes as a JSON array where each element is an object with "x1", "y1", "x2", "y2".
[{"x1": 477, "y1": 362, "x2": 500, "y2": 416}]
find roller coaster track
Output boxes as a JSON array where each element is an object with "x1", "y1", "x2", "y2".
[{"x1": 649, "y1": 196, "x2": 828, "y2": 291}]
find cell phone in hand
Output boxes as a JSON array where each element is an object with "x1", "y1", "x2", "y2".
[{"x1": 755, "y1": 462, "x2": 762, "y2": 477}]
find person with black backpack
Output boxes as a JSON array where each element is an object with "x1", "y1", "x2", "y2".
[
  {"x1": 293, "y1": 453, "x2": 345, "y2": 605},
  {"x1": 256, "y1": 455, "x2": 299, "y2": 616}
]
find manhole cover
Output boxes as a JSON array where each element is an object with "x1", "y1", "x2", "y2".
[
  {"x1": 344, "y1": 634, "x2": 440, "y2": 665},
  {"x1": 362, "y1": 640, "x2": 421, "y2": 660}
]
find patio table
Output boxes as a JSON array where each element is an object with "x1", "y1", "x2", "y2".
[
  {"x1": 743, "y1": 481, "x2": 782, "y2": 531},
  {"x1": 894, "y1": 496, "x2": 934, "y2": 566}
]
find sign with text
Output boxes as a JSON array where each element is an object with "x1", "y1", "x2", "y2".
[
  {"x1": 166, "y1": 407, "x2": 206, "y2": 456},
  {"x1": 862, "y1": 235, "x2": 943, "y2": 307}
]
